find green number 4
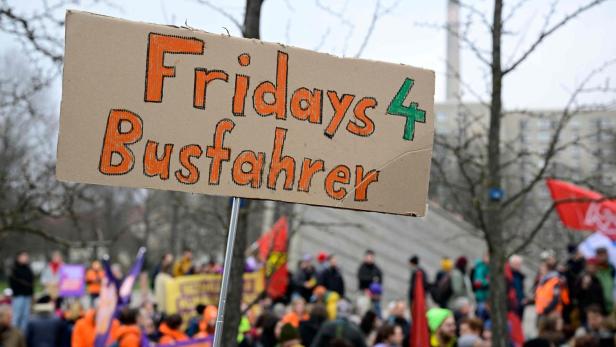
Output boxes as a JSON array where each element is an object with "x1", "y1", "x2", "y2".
[{"x1": 386, "y1": 78, "x2": 426, "y2": 141}]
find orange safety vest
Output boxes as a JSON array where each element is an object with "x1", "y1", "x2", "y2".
[{"x1": 535, "y1": 276, "x2": 569, "y2": 315}]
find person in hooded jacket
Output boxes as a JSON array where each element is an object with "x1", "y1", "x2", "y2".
[
  {"x1": 113, "y1": 308, "x2": 141, "y2": 347},
  {"x1": 318, "y1": 255, "x2": 345, "y2": 298},
  {"x1": 159, "y1": 314, "x2": 188, "y2": 344},
  {"x1": 9, "y1": 251, "x2": 34, "y2": 333},
  {"x1": 357, "y1": 250, "x2": 382, "y2": 291}
]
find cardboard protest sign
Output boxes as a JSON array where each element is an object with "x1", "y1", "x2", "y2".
[
  {"x1": 58, "y1": 264, "x2": 85, "y2": 297},
  {"x1": 57, "y1": 11, "x2": 435, "y2": 216}
]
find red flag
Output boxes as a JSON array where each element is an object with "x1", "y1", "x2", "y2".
[
  {"x1": 546, "y1": 179, "x2": 616, "y2": 239},
  {"x1": 258, "y1": 217, "x2": 289, "y2": 299},
  {"x1": 410, "y1": 270, "x2": 429, "y2": 347}
]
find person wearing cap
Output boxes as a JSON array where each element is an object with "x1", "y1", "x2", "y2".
[
  {"x1": 25, "y1": 300, "x2": 63, "y2": 347},
  {"x1": 573, "y1": 257, "x2": 605, "y2": 324},
  {"x1": 427, "y1": 308, "x2": 456, "y2": 347},
  {"x1": 433, "y1": 257, "x2": 454, "y2": 308},
  {"x1": 318, "y1": 254, "x2": 345, "y2": 298},
  {"x1": 357, "y1": 250, "x2": 383, "y2": 291},
  {"x1": 448, "y1": 256, "x2": 473, "y2": 310},
  {"x1": 315, "y1": 251, "x2": 329, "y2": 275}
]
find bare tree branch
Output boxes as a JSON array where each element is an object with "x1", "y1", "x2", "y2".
[{"x1": 503, "y1": 0, "x2": 606, "y2": 75}]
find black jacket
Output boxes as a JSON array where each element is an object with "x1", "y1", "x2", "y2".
[
  {"x1": 319, "y1": 266, "x2": 345, "y2": 297},
  {"x1": 10, "y1": 263, "x2": 34, "y2": 296},
  {"x1": 357, "y1": 263, "x2": 382, "y2": 291}
]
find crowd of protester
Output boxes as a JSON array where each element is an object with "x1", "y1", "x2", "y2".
[{"x1": 1, "y1": 244, "x2": 616, "y2": 347}]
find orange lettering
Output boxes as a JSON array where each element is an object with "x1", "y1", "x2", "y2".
[
  {"x1": 233, "y1": 74, "x2": 249, "y2": 116},
  {"x1": 325, "y1": 165, "x2": 350, "y2": 200},
  {"x1": 267, "y1": 127, "x2": 295, "y2": 190},
  {"x1": 145, "y1": 33, "x2": 204, "y2": 103},
  {"x1": 354, "y1": 166, "x2": 379, "y2": 201},
  {"x1": 206, "y1": 119, "x2": 235, "y2": 185},
  {"x1": 347, "y1": 97, "x2": 376, "y2": 136},
  {"x1": 175, "y1": 145, "x2": 203, "y2": 184},
  {"x1": 253, "y1": 51, "x2": 288, "y2": 119},
  {"x1": 99, "y1": 109, "x2": 143, "y2": 175},
  {"x1": 143, "y1": 140, "x2": 173, "y2": 179},
  {"x1": 232, "y1": 150, "x2": 265, "y2": 188},
  {"x1": 324, "y1": 91, "x2": 354, "y2": 138},
  {"x1": 193, "y1": 69, "x2": 229, "y2": 109},
  {"x1": 290, "y1": 88, "x2": 322, "y2": 124},
  {"x1": 298, "y1": 158, "x2": 324, "y2": 192}
]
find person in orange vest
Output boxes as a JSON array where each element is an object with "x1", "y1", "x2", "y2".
[
  {"x1": 281, "y1": 297, "x2": 309, "y2": 328},
  {"x1": 535, "y1": 253, "x2": 569, "y2": 318},
  {"x1": 85, "y1": 260, "x2": 105, "y2": 303},
  {"x1": 72, "y1": 308, "x2": 119, "y2": 347},
  {"x1": 113, "y1": 308, "x2": 141, "y2": 347},
  {"x1": 195, "y1": 305, "x2": 218, "y2": 338},
  {"x1": 159, "y1": 314, "x2": 188, "y2": 344}
]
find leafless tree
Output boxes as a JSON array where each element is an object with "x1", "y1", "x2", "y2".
[{"x1": 429, "y1": 1, "x2": 613, "y2": 345}]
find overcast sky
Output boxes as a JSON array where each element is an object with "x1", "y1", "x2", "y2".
[{"x1": 5, "y1": 0, "x2": 616, "y2": 109}]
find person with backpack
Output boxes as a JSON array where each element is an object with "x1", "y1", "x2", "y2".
[
  {"x1": 448, "y1": 256, "x2": 473, "y2": 309},
  {"x1": 112, "y1": 308, "x2": 141, "y2": 347},
  {"x1": 431, "y1": 257, "x2": 453, "y2": 308}
]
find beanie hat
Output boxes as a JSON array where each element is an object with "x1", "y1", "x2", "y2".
[
  {"x1": 279, "y1": 323, "x2": 300, "y2": 342},
  {"x1": 427, "y1": 308, "x2": 453, "y2": 333},
  {"x1": 317, "y1": 251, "x2": 328, "y2": 263},
  {"x1": 441, "y1": 258, "x2": 453, "y2": 271}
]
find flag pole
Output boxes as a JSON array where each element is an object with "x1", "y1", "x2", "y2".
[{"x1": 213, "y1": 197, "x2": 241, "y2": 347}]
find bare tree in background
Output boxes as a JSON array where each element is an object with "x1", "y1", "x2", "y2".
[{"x1": 430, "y1": 1, "x2": 614, "y2": 345}]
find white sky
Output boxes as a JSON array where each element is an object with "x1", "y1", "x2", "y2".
[{"x1": 5, "y1": 0, "x2": 616, "y2": 109}]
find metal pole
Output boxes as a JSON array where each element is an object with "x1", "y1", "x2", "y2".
[{"x1": 213, "y1": 197, "x2": 241, "y2": 347}]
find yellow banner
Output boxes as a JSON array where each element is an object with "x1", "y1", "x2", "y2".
[{"x1": 165, "y1": 271, "x2": 264, "y2": 322}]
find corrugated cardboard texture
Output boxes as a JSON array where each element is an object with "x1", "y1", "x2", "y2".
[{"x1": 56, "y1": 11, "x2": 435, "y2": 216}]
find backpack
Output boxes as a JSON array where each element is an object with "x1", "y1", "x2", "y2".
[{"x1": 431, "y1": 273, "x2": 453, "y2": 305}]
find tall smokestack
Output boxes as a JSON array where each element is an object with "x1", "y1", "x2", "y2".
[{"x1": 446, "y1": 0, "x2": 460, "y2": 102}]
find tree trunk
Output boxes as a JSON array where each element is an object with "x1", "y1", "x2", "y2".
[
  {"x1": 487, "y1": 0, "x2": 508, "y2": 346},
  {"x1": 220, "y1": 1, "x2": 264, "y2": 345}
]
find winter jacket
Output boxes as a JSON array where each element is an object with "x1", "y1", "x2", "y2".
[
  {"x1": 72, "y1": 310, "x2": 119, "y2": 347},
  {"x1": 574, "y1": 272, "x2": 605, "y2": 314},
  {"x1": 357, "y1": 263, "x2": 382, "y2": 291},
  {"x1": 595, "y1": 264, "x2": 615, "y2": 312},
  {"x1": 85, "y1": 268, "x2": 105, "y2": 296},
  {"x1": 535, "y1": 271, "x2": 569, "y2": 315},
  {"x1": 159, "y1": 323, "x2": 189, "y2": 344},
  {"x1": 25, "y1": 313, "x2": 63, "y2": 347},
  {"x1": 471, "y1": 260, "x2": 489, "y2": 303},
  {"x1": 113, "y1": 325, "x2": 141, "y2": 347},
  {"x1": 9, "y1": 263, "x2": 34, "y2": 297},
  {"x1": 172, "y1": 257, "x2": 193, "y2": 277},
  {"x1": 0, "y1": 326, "x2": 26, "y2": 347},
  {"x1": 318, "y1": 266, "x2": 345, "y2": 297},
  {"x1": 309, "y1": 318, "x2": 367, "y2": 347}
]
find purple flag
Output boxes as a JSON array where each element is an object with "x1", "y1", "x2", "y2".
[
  {"x1": 58, "y1": 264, "x2": 85, "y2": 297},
  {"x1": 94, "y1": 247, "x2": 146, "y2": 347}
]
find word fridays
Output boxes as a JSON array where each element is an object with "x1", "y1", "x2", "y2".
[{"x1": 98, "y1": 33, "x2": 421, "y2": 202}]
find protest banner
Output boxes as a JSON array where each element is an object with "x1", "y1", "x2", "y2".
[
  {"x1": 58, "y1": 264, "x2": 85, "y2": 297},
  {"x1": 164, "y1": 272, "x2": 264, "y2": 324},
  {"x1": 56, "y1": 11, "x2": 435, "y2": 216}
]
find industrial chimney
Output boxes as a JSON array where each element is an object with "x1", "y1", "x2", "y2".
[{"x1": 446, "y1": 0, "x2": 460, "y2": 102}]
